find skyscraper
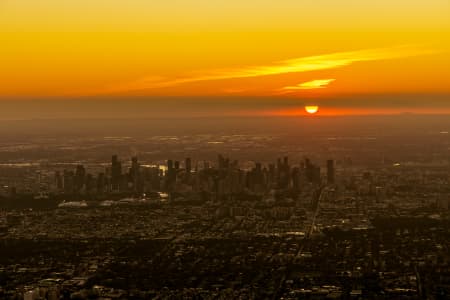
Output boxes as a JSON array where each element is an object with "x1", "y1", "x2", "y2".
[
  {"x1": 111, "y1": 155, "x2": 122, "y2": 191},
  {"x1": 166, "y1": 159, "x2": 176, "y2": 189},
  {"x1": 130, "y1": 156, "x2": 140, "y2": 191},
  {"x1": 75, "y1": 164, "x2": 86, "y2": 193},
  {"x1": 185, "y1": 158, "x2": 192, "y2": 173},
  {"x1": 167, "y1": 159, "x2": 173, "y2": 171}
]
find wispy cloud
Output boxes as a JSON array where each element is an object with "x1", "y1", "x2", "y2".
[
  {"x1": 96, "y1": 45, "x2": 437, "y2": 94},
  {"x1": 281, "y1": 79, "x2": 336, "y2": 92}
]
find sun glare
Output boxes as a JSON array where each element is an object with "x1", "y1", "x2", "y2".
[{"x1": 305, "y1": 105, "x2": 319, "y2": 114}]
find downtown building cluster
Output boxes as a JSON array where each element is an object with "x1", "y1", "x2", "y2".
[{"x1": 51, "y1": 154, "x2": 335, "y2": 200}]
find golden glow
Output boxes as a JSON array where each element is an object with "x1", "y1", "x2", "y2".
[
  {"x1": 281, "y1": 79, "x2": 336, "y2": 92},
  {"x1": 260, "y1": 107, "x2": 450, "y2": 117},
  {"x1": 94, "y1": 45, "x2": 436, "y2": 95},
  {"x1": 0, "y1": 0, "x2": 449, "y2": 113},
  {"x1": 305, "y1": 106, "x2": 319, "y2": 114}
]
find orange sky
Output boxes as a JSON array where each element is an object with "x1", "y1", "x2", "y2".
[{"x1": 1, "y1": 1, "x2": 449, "y2": 116}]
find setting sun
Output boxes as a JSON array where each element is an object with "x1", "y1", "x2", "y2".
[{"x1": 305, "y1": 105, "x2": 319, "y2": 114}]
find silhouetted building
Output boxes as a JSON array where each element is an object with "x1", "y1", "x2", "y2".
[
  {"x1": 130, "y1": 156, "x2": 140, "y2": 191},
  {"x1": 185, "y1": 158, "x2": 192, "y2": 182},
  {"x1": 167, "y1": 159, "x2": 173, "y2": 171},
  {"x1": 75, "y1": 165, "x2": 86, "y2": 193},
  {"x1": 111, "y1": 155, "x2": 122, "y2": 191},
  {"x1": 166, "y1": 159, "x2": 176, "y2": 189},
  {"x1": 63, "y1": 170, "x2": 75, "y2": 194}
]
